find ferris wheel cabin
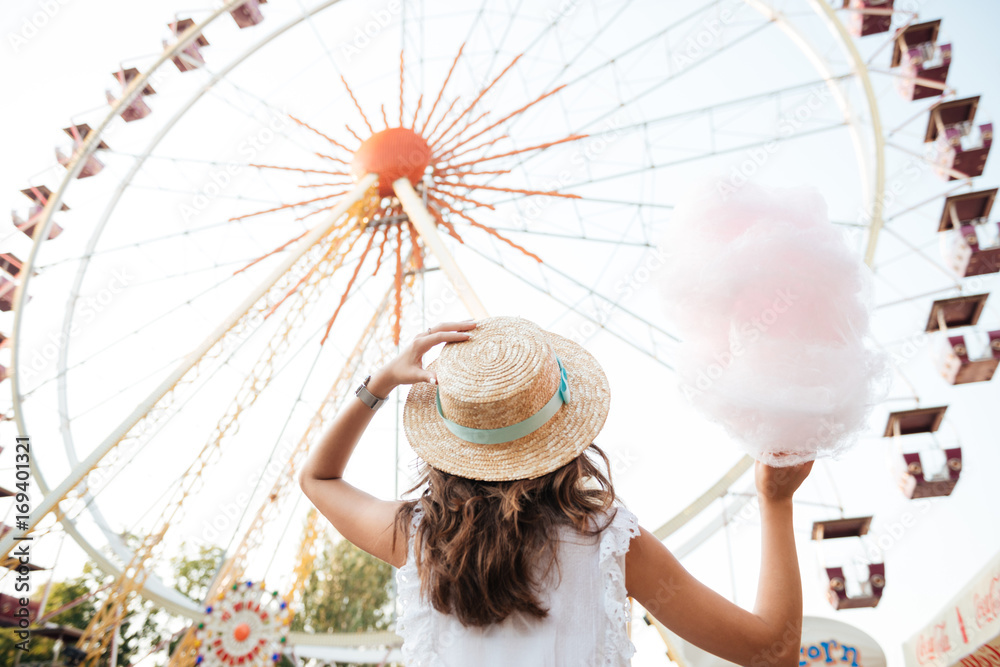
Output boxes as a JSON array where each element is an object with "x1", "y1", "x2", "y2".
[
  {"x1": 842, "y1": 0, "x2": 894, "y2": 38},
  {"x1": 167, "y1": 19, "x2": 210, "y2": 73},
  {"x1": 891, "y1": 20, "x2": 951, "y2": 101},
  {"x1": 938, "y1": 189, "x2": 1000, "y2": 277},
  {"x1": 231, "y1": 0, "x2": 268, "y2": 29},
  {"x1": 14, "y1": 185, "x2": 66, "y2": 240},
  {"x1": 56, "y1": 124, "x2": 109, "y2": 179},
  {"x1": 925, "y1": 293, "x2": 1000, "y2": 385},
  {"x1": 924, "y1": 96, "x2": 993, "y2": 180},
  {"x1": 107, "y1": 67, "x2": 156, "y2": 123},
  {"x1": 883, "y1": 406, "x2": 962, "y2": 499},
  {"x1": 812, "y1": 517, "x2": 886, "y2": 610}
]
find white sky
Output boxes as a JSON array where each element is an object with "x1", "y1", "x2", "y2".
[{"x1": 1, "y1": 1, "x2": 999, "y2": 666}]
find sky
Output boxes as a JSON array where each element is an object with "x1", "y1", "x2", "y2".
[{"x1": 1, "y1": 0, "x2": 999, "y2": 666}]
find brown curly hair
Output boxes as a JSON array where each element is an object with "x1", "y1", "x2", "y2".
[{"x1": 393, "y1": 443, "x2": 617, "y2": 627}]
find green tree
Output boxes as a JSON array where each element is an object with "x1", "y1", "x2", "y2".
[{"x1": 293, "y1": 536, "x2": 394, "y2": 634}]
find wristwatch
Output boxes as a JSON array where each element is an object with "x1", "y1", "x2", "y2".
[{"x1": 355, "y1": 375, "x2": 388, "y2": 411}]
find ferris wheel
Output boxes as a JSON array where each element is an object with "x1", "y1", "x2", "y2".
[{"x1": 1, "y1": 0, "x2": 997, "y2": 664}]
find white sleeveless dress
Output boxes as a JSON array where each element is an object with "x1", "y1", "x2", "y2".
[{"x1": 395, "y1": 503, "x2": 640, "y2": 667}]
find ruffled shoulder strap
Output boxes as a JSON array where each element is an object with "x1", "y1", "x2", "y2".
[
  {"x1": 599, "y1": 504, "x2": 640, "y2": 666},
  {"x1": 394, "y1": 504, "x2": 444, "y2": 667}
]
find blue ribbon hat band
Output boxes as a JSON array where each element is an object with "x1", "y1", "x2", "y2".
[{"x1": 435, "y1": 355, "x2": 571, "y2": 445}]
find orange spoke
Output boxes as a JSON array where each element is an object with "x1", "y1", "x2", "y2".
[
  {"x1": 315, "y1": 152, "x2": 350, "y2": 166},
  {"x1": 443, "y1": 134, "x2": 588, "y2": 170},
  {"x1": 344, "y1": 124, "x2": 364, "y2": 143},
  {"x1": 437, "y1": 180, "x2": 582, "y2": 200},
  {"x1": 297, "y1": 181, "x2": 354, "y2": 189},
  {"x1": 435, "y1": 166, "x2": 512, "y2": 178},
  {"x1": 232, "y1": 228, "x2": 310, "y2": 276},
  {"x1": 420, "y1": 42, "x2": 466, "y2": 136},
  {"x1": 293, "y1": 192, "x2": 351, "y2": 221},
  {"x1": 371, "y1": 224, "x2": 390, "y2": 276},
  {"x1": 340, "y1": 75, "x2": 375, "y2": 135},
  {"x1": 398, "y1": 49, "x2": 405, "y2": 126},
  {"x1": 429, "y1": 109, "x2": 490, "y2": 151},
  {"x1": 428, "y1": 52, "x2": 523, "y2": 149},
  {"x1": 289, "y1": 114, "x2": 355, "y2": 153},
  {"x1": 410, "y1": 93, "x2": 424, "y2": 131},
  {"x1": 434, "y1": 133, "x2": 508, "y2": 164},
  {"x1": 436, "y1": 84, "x2": 568, "y2": 160},
  {"x1": 393, "y1": 223, "x2": 403, "y2": 345},
  {"x1": 407, "y1": 220, "x2": 425, "y2": 270},
  {"x1": 427, "y1": 184, "x2": 495, "y2": 211},
  {"x1": 249, "y1": 163, "x2": 345, "y2": 176},
  {"x1": 426, "y1": 200, "x2": 464, "y2": 243},
  {"x1": 429, "y1": 194, "x2": 541, "y2": 263},
  {"x1": 228, "y1": 191, "x2": 347, "y2": 222},
  {"x1": 381, "y1": 104, "x2": 390, "y2": 129},
  {"x1": 424, "y1": 96, "x2": 461, "y2": 144},
  {"x1": 320, "y1": 228, "x2": 378, "y2": 344},
  {"x1": 265, "y1": 226, "x2": 358, "y2": 319}
]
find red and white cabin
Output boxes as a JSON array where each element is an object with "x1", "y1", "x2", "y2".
[{"x1": 891, "y1": 20, "x2": 951, "y2": 101}]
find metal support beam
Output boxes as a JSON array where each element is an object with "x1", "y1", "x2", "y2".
[
  {"x1": 392, "y1": 177, "x2": 488, "y2": 319},
  {"x1": 0, "y1": 174, "x2": 377, "y2": 560}
]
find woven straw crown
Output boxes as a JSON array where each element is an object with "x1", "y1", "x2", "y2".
[{"x1": 403, "y1": 315, "x2": 610, "y2": 481}]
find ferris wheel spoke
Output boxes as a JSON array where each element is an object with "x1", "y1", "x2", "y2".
[
  {"x1": 472, "y1": 225, "x2": 657, "y2": 247},
  {"x1": 539, "y1": 121, "x2": 849, "y2": 193},
  {"x1": 461, "y1": 241, "x2": 677, "y2": 368}
]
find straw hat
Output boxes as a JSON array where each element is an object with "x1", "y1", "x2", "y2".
[{"x1": 403, "y1": 315, "x2": 610, "y2": 481}]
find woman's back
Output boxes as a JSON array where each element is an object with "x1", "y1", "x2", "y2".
[{"x1": 396, "y1": 504, "x2": 640, "y2": 667}]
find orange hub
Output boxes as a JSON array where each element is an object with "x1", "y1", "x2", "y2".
[
  {"x1": 351, "y1": 128, "x2": 431, "y2": 197},
  {"x1": 233, "y1": 622, "x2": 251, "y2": 642}
]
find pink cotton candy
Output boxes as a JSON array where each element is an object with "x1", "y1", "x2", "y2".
[{"x1": 658, "y1": 179, "x2": 890, "y2": 467}]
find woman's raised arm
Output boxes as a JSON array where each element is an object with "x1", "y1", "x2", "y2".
[
  {"x1": 298, "y1": 320, "x2": 476, "y2": 567},
  {"x1": 626, "y1": 460, "x2": 812, "y2": 667}
]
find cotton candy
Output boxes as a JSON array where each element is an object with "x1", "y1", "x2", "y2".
[{"x1": 658, "y1": 179, "x2": 890, "y2": 466}]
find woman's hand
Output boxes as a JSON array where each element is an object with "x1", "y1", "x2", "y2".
[
  {"x1": 368, "y1": 320, "x2": 477, "y2": 396},
  {"x1": 755, "y1": 458, "x2": 814, "y2": 504}
]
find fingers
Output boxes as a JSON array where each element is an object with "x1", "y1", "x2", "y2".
[
  {"x1": 415, "y1": 330, "x2": 474, "y2": 352},
  {"x1": 421, "y1": 320, "x2": 477, "y2": 336}
]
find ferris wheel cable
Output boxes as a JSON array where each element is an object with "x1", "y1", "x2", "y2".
[
  {"x1": 65, "y1": 260, "x2": 384, "y2": 558},
  {"x1": 879, "y1": 224, "x2": 964, "y2": 286},
  {"x1": 212, "y1": 276, "x2": 383, "y2": 561},
  {"x1": 876, "y1": 284, "x2": 973, "y2": 312},
  {"x1": 882, "y1": 181, "x2": 972, "y2": 225},
  {"x1": 460, "y1": 242, "x2": 677, "y2": 367},
  {"x1": 21, "y1": 250, "x2": 308, "y2": 400},
  {"x1": 99, "y1": 252, "x2": 376, "y2": 460},
  {"x1": 32, "y1": 218, "x2": 292, "y2": 271},
  {"x1": 4, "y1": 183, "x2": 377, "y2": 563},
  {"x1": 260, "y1": 493, "x2": 305, "y2": 583},
  {"x1": 469, "y1": 225, "x2": 657, "y2": 247},
  {"x1": 875, "y1": 236, "x2": 944, "y2": 271},
  {"x1": 21, "y1": 0, "x2": 359, "y2": 517},
  {"x1": 469, "y1": 228, "x2": 677, "y2": 344},
  {"x1": 537, "y1": 121, "x2": 850, "y2": 194},
  {"x1": 885, "y1": 141, "x2": 979, "y2": 184}
]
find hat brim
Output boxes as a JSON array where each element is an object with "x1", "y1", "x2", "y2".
[{"x1": 403, "y1": 329, "x2": 610, "y2": 482}]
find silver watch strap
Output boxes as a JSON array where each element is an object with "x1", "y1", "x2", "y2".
[{"x1": 355, "y1": 375, "x2": 387, "y2": 411}]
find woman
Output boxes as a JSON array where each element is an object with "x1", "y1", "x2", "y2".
[{"x1": 299, "y1": 316, "x2": 812, "y2": 666}]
